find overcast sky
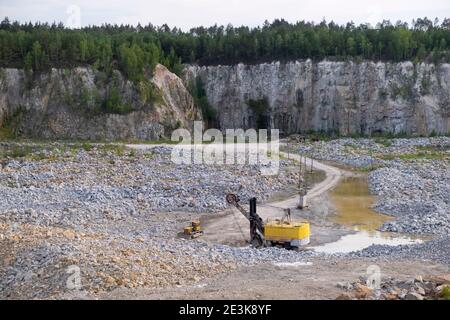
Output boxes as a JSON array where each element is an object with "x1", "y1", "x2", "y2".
[{"x1": 1, "y1": 0, "x2": 449, "y2": 30}]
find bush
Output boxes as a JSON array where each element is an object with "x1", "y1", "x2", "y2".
[
  {"x1": 441, "y1": 285, "x2": 450, "y2": 300},
  {"x1": 139, "y1": 80, "x2": 163, "y2": 106},
  {"x1": 247, "y1": 97, "x2": 269, "y2": 129},
  {"x1": 102, "y1": 87, "x2": 132, "y2": 114},
  {"x1": 420, "y1": 76, "x2": 431, "y2": 95},
  {"x1": 189, "y1": 78, "x2": 216, "y2": 126},
  {"x1": 390, "y1": 82, "x2": 415, "y2": 100}
]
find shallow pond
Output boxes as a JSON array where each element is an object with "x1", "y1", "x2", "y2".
[
  {"x1": 330, "y1": 176, "x2": 391, "y2": 232},
  {"x1": 313, "y1": 230, "x2": 422, "y2": 254},
  {"x1": 313, "y1": 176, "x2": 423, "y2": 253}
]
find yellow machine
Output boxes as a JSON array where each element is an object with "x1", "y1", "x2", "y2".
[
  {"x1": 183, "y1": 220, "x2": 203, "y2": 239},
  {"x1": 226, "y1": 193, "x2": 310, "y2": 249},
  {"x1": 264, "y1": 219, "x2": 310, "y2": 248}
]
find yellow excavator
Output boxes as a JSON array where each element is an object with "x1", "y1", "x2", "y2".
[
  {"x1": 183, "y1": 220, "x2": 203, "y2": 239},
  {"x1": 225, "y1": 193, "x2": 310, "y2": 250}
]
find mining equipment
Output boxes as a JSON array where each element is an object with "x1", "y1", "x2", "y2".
[
  {"x1": 183, "y1": 220, "x2": 203, "y2": 239},
  {"x1": 225, "y1": 193, "x2": 310, "y2": 250}
]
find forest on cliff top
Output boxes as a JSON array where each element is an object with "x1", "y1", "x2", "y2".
[{"x1": 0, "y1": 17, "x2": 450, "y2": 81}]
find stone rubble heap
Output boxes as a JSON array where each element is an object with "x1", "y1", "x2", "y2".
[{"x1": 336, "y1": 274, "x2": 450, "y2": 300}]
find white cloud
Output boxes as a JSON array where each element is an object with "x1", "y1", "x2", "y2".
[{"x1": 0, "y1": 0, "x2": 448, "y2": 29}]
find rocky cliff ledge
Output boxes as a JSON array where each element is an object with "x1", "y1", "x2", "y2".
[
  {"x1": 185, "y1": 61, "x2": 450, "y2": 136},
  {"x1": 0, "y1": 64, "x2": 201, "y2": 140}
]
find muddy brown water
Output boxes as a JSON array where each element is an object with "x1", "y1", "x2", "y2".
[
  {"x1": 312, "y1": 175, "x2": 423, "y2": 254},
  {"x1": 329, "y1": 176, "x2": 392, "y2": 232}
]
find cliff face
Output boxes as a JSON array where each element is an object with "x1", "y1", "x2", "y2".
[
  {"x1": 1, "y1": 60, "x2": 449, "y2": 140},
  {"x1": 185, "y1": 61, "x2": 450, "y2": 135},
  {"x1": 0, "y1": 64, "x2": 201, "y2": 140}
]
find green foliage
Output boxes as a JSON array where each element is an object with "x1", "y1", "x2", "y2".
[
  {"x1": 80, "y1": 86, "x2": 91, "y2": 106},
  {"x1": 379, "y1": 150, "x2": 447, "y2": 161},
  {"x1": 139, "y1": 80, "x2": 162, "y2": 105},
  {"x1": 441, "y1": 285, "x2": 450, "y2": 300},
  {"x1": 0, "y1": 107, "x2": 23, "y2": 139},
  {"x1": 0, "y1": 145, "x2": 33, "y2": 158},
  {"x1": 97, "y1": 143, "x2": 126, "y2": 156},
  {"x1": 63, "y1": 68, "x2": 71, "y2": 78},
  {"x1": 420, "y1": 75, "x2": 431, "y2": 95},
  {"x1": 118, "y1": 43, "x2": 146, "y2": 82},
  {"x1": 162, "y1": 47, "x2": 183, "y2": 75},
  {"x1": 378, "y1": 88, "x2": 388, "y2": 100},
  {"x1": 102, "y1": 86, "x2": 132, "y2": 114},
  {"x1": 247, "y1": 97, "x2": 269, "y2": 129},
  {"x1": 304, "y1": 130, "x2": 338, "y2": 141},
  {"x1": 390, "y1": 82, "x2": 415, "y2": 100},
  {"x1": 1, "y1": 17, "x2": 449, "y2": 77},
  {"x1": 0, "y1": 125, "x2": 14, "y2": 139},
  {"x1": 81, "y1": 142, "x2": 93, "y2": 151},
  {"x1": 64, "y1": 91, "x2": 75, "y2": 107},
  {"x1": 374, "y1": 137, "x2": 392, "y2": 147},
  {"x1": 189, "y1": 77, "x2": 216, "y2": 125},
  {"x1": 128, "y1": 149, "x2": 136, "y2": 157},
  {"x1": 0, "y1": 67, "x2": 5, "y2": 79}
]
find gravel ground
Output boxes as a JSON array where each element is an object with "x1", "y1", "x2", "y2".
[
  {"x1": 0, "y1": 142, "x2": 314, "y2": 299},
  {"x1": 369, "y1": 161, "x2": 449, "y2": 235},
  {"x1": 0, "y1": 221, "x2": 319, "y2": 299},
  {"x1": 288, "y1": 136, "x2": 449, "y2": 269},
  {"x1": 293, "y1": 136, "x2": 449, "y2": 169},
  {"x1": 1, "y1": 139, "x2": 448, "y2": 299},
  {"x1": 292, "y1": 136, "x2": 449, "y2": 236},
  {"x1": 0, "y1": 143, "x2": 300, "y2": 232},
  {"x1": 351, "y1": 236, "x2": 450, "y2": 268}
]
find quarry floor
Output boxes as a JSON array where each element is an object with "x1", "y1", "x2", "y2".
[
  {"x1": 0, "y1": 138, "x2": 449, "y2": 299},
  {"x1": 98, "y1": 257, "x2": 448, "y2": 300}
]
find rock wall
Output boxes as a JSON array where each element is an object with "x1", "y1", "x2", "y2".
[
  {"x1": 184, "y1": 60, "x2": 450, "y2": 135},
  {"x1": 0, "y1": 64, "x2": 201, "y2": 140}
]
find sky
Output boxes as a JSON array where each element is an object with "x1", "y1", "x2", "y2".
[{"x1": 0, "y1": 0, "x2": 449, "y2": 30}]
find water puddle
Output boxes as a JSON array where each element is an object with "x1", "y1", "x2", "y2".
[
  {"x1": 330, "y1": 176, "x2": 391, "y2": 232},
  {"x1": 317, "y1": 176, "x2": 423, "y2": 253},
  {"x1": 312, "y1": 231, "x2": 422, "y2": 254}
]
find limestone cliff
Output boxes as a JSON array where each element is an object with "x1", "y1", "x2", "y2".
[
  {"x1": 0, "y1": 64, "x2": 201, "y2": 140},
  {"x1": 185, "y1": 60, "x2": 450, "y2": 135}
]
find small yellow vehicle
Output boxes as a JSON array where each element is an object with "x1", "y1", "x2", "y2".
[
  {"x1": 183, "y1": 220, "x2": 203, "y2": 239},
  {"x1": 226, "y1": 193, "x2": 310, "y2": 250}
]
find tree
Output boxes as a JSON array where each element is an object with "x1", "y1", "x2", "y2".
[
  {"x1": 0, "y1": 16, "x2": 449, "y2": 77},
  {"x1": 346, "y1": 37, "x2": 356, "y2": 56},
  {"x1": 31, "y1": 41, "x2": 44, "y2": 70}
]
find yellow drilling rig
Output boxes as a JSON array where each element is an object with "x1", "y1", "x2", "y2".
[{"x1": 225, "y1": 193, "x2": 310, "y2": 250}]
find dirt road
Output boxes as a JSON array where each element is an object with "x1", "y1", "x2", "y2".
[
  {"x1": 275, "y1": 150, "x2": 343, "y2": 208},
  {"x1": 128, "y1": 143, "x2": 345, "y2": 246},
  {"x1": 128, "y1": 143, "x2": 344, "y2": 206}
]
